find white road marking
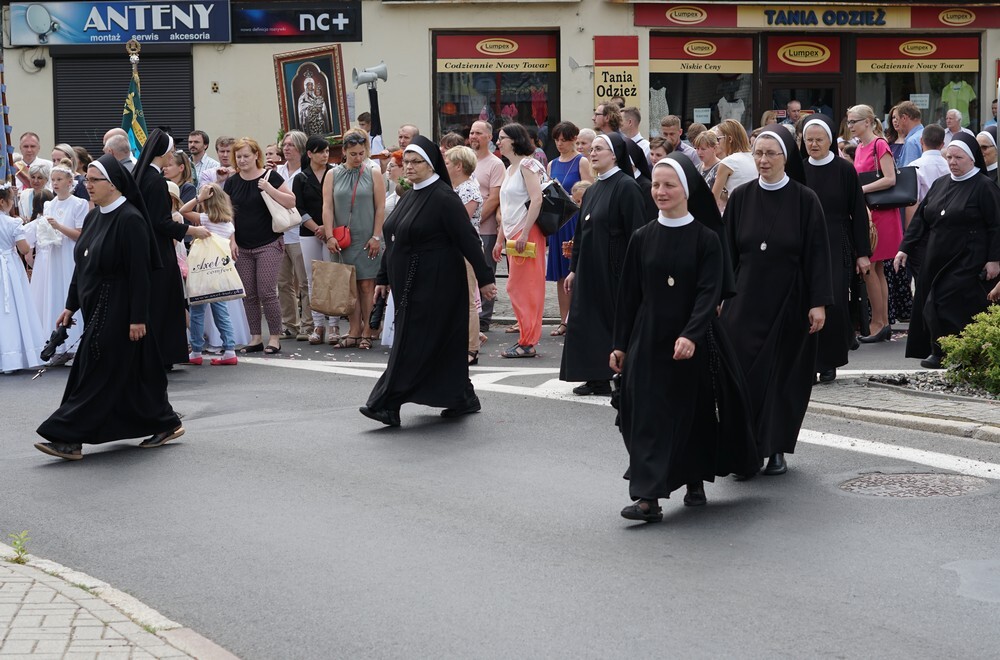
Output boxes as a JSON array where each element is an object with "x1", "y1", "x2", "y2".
[{"x1": 243, "y1": 358, "x2": 1000, "y2": 478}]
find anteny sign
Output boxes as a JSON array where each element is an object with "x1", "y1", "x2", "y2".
[{"x1": 9, "y1": 1, "x2": 231, "y2": 45}]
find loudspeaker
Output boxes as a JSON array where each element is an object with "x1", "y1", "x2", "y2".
[{"x1": 352, "y1": 61, "x2": 389, "y2": 88}]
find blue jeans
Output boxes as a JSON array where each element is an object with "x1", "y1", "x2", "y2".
[{"x1": 190, "y1": 301, "x2": 235, "y2": 353}]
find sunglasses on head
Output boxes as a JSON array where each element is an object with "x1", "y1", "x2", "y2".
[{"x1": 344, "y1": 136, "x2": 366, "y2": 146}]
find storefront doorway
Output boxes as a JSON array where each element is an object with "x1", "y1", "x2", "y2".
[{"x1": 765, "y1": 80, "x2": 842, "y2": 125}]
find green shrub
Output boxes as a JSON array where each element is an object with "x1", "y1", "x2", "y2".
[{"x1": 939, "y1": 306, "x2": 1000, "y2": 394}]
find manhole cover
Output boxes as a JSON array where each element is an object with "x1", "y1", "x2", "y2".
[{"x1": 840, "y1": 473, "x2": 988, "y2": 498}]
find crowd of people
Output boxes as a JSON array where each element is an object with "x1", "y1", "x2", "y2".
[{"x1": 6, "y1": 99, "x2": 998, "y2": 521}]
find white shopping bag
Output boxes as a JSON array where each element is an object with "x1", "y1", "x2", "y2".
[{"x1": 186, "y1": 235, "x2": 245, "y2": 304}]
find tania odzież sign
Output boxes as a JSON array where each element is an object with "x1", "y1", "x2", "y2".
[{"x1": 593, "y1": 36, "x2": 639, "y2": 108}]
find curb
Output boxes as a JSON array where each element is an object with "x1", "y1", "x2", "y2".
[
  {"x1": 0, "y1": 543, "x2": 239, "y2": 659},
  {"x1": 808, "y1": 402, "x2": 1000, "y2": 444}
]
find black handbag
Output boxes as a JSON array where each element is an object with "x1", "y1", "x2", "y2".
[
  {"x1": 527, "y1": 177, "x2": 579, "y2": 237},
  {"x1": 857, "y1": 138, "x2": 918, "y2": 210}
]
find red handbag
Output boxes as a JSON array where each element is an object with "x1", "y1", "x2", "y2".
[{"x1": 331, "y1": 225, "x2": 351, "y2": 249}]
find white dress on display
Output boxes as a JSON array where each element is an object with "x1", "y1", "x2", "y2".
[
  {"x1": 0, "y1": 212, "x2": 46, "y2": 372},
  {"x1": 24, "y1": 196, "x2": 89, "y2": 353},
  {"x1": 649, "y1": 87, "x2": 670, "y2": 137}
]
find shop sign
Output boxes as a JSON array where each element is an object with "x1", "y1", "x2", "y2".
[
  {"x1": 649, "y1": 36, "x2": 753, "y2": 74},
  {"x1": 594, "y1": 36, "x2": 639, "y2": 106},
  {"x1": 9, "y1": 0, "x2": 231, "y2": 45},
  {"x1": 231, "y1": 2, "x2": 361, "y2": 43},
  {"x1": 856, "y1": 36, "x2": 979, "y2": 73},
  {"x1": 634, "y1": 4, "x2": 1000, "y2": 30},
  {"x1": 767, "y1": 36, "x2": 840, "y2": 74},
  {"x1": 435, "y1": 33, "x2": 557, "y2": 72}
]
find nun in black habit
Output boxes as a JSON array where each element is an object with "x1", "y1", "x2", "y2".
[
  {"x1": 976, "y1": 125, "x2": 1000, "y2": 184},
  {"x1": 560, "y1": 132, "x2": 647, "y2": 396},
  {"x1": 134, "y1": 129, "x2": 210, "y2": 369},
  {"x1": 35, "y1": 155, "x2": 183, "y2": 460},
  {"x1": 720, "y1": 125, "x2": 833, "y2": 476},
  {"x1": 625, "y1": 139, "x2": 659, "y2": 223},
  {"x1": 613, "y1": 154, "x2": 758, "y2": 522},
  {"x1": 800, "y1": 115, "x2": 872, "y2": 383},
  {"x1": 895, "y1": 132, "x2": 1000, "y2": 369},
  {"x1": 361, "y1": 136, "x2": 497, "y2": 426}
]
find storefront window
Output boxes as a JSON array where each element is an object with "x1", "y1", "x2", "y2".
[
  {"x1": 856, "y1": 37, "x2": 981, "y2": 130},
  {"x1": 648, "y1": 36, "x2": 754, "y2": 136},
  {"x1": 433, "y1": 32, "x2": 559, "y2": 144}
]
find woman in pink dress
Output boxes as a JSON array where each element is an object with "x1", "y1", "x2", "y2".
[{"x1": 849, "y1": 104, "x2": 902, "y2": 343}]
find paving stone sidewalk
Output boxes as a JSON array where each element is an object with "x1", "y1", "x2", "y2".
[
  {"x1": 809, "y1": 378, "x2": 1000, "y2": 440},
  {"x1": 0, "y1": 558, "x2": 235, "y2": 659}
]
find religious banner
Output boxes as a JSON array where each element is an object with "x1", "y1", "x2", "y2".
[
  {"x1": 273, "y1": 45, "x2": 350, "y2": 139},
  {"x1": 856, "y1": 37, "x2": 980, "y2": 73},
  {"x1": 649, "y1": 36, "x2": 753, "y2": 74},
  {"x1": 594, "y1": 36, "x2": 639, "y2": 107},
  {"x1": 633, "y1": 3, "x2": 1000, "y2": 30},
  {"x1": 766, "y1": 36, "x2": 841, "y2": 74},
  {"x1": 435, "y1": 34, "x2": 558, "y2": 73}
]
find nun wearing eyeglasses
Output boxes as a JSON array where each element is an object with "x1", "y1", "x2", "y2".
[
  {"x1": 611, "y1": 154, "x2": 757, "y2": 523},
  {"x1": 800, "y1": 114, "x2": 872, "y2": 384},
  {"x1": 976, "y1": 125, "x2": 999, "y2": 184},
  {"x1": 720, "y1": 125, "x2": 832, "y2": 477},
  {"x1": 360, "y1": 136, "x2": 497, "y2": 427},
  {"x1": 134, "y1": 128, "x2": 210, "y2": 369},
  {"x1": 895, "y1": 131, "x2": 1000, "y2": 369},
  {"x1": 35, "y1": 155, "x2": 184, "y2": 461}
]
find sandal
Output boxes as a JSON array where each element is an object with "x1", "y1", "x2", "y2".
[
  {"x1": 264, "y1": 344, "x2": 281, "y2": 355},
  {"x1": 479, "y1": 332, "x2": 488, "y2": 346},
  {"x1": 501, "y1": 343, "x2": 536, "y2": 359},
  {"x1": 240, "y1": 343, "x2": 264, "y2": 354},
  {"x1": 620, "y1": 500, "x2": 663, "y2": 523},
  {"x1": 327, "y1": 325, "x2": 342, "y2": 345},
  {"x1": 334, "y1": 336, "x2": 359, "y2": 349},
  {"x1": 505, "y1": 323, "x2": 521, "y2": 334},
  {"x1": 308, "y1": 327, "x2": 325, "y2": 345},
  {"x1": 468, "y1": 350, "x2": 479, "y2": 366},
  {"x1": 358, "y1": 337, "x2": 373, "y2": 350},
  {"x1": 550, "y1": 323, "x2": 568, "y2": 336}
]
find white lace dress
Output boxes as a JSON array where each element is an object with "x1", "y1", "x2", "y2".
[{"x1": 0, "y1": 213, "x2": 45, "y2": 371}]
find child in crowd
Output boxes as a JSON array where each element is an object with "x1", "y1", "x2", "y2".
[
  {"x1": 0, "y1": 183, "x2": 46, "y2": 373},
  {"x1": 24, "y1": 161, "x2": 89, "y2": 365},
  {"x1": 178, "y1": 183, "x2": 244, "y2": 365},
  {"x1": 265, "y1": 143, "x2": 282, "y2": 169}
]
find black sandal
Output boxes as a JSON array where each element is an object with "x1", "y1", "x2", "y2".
[
  {"x1": 620, "y1": 500, "x2": 663, "y2": 522},
  {"x1": 468, "y1": 350, "x2": 479, "y2": 366},
  {"x1": 264, "y1": 345, "x2": 281, "y2": 355},
  {"x1": 240, "y1": 343, "x2": 264, "y2": 354}
]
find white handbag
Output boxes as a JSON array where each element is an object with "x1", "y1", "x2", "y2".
[{"x1": 261, "y1": 170, "x2": 302, "y2": 232}]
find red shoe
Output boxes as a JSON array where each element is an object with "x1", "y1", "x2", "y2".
[
  {"x1": 211, "y1": 356, "x2": 238, "y2": 366},
  {"x1": 187, "y1": 356, "x2": 203, "y2": 366}
]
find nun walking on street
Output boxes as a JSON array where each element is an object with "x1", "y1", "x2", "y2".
[
  {"x1": 800, "y1": 115, "x2": 872, "y2": 383},
  {"x1": 361, "y1": 136, "x2": 497, "y2": 427},
  {"x1": 720, "y1": 125, "x2": 833, "y2": 477},
  {"x1": 560, "y1": 132, "x2": 647, "y2": 396},
  {"x1": 612, "y1": 153, "x2": 758, "y2": 522},
  {"x1": 895, "y1": 132, "x2": 1000, "y2": 369}
]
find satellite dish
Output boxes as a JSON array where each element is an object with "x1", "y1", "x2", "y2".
[{"x1": 24, "y1": 4, "x2": 58, "y2": 44}]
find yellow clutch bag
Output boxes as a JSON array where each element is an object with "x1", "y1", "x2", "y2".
[{"x1": 505, "y1": 240, "x2": 537, "y2": 259}]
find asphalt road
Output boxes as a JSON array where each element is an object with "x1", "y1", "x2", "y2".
[{"x1": 3, "y1": 330, "x2": 999, "y2": 659}]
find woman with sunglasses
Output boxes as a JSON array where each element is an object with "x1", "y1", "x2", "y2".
[
  {"x1": 360, "y1": 136, "x2": 497, "y2": 427},
  {"x1": 720, "y1": 125, "x2": 832, "y2": 477},
  {"x1": 162, "y1": 150, "x2": 197, "y2": 203},
  {"x1": 322, "y1": 128, "x2": 385, "y2": 350}
]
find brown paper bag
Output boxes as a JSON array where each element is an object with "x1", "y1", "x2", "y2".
[{"x1": 311, "y1": 260, "x2": 357, "y2": 317}]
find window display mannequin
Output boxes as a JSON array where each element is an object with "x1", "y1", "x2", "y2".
[{"x1": 941, "y1": 79, "x2": 976, "y2": 127}]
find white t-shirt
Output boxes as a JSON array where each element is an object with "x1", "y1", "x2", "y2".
[
  {"x1": 199, "y1": 214, "x2": 235, "y2": 240},
  {"x1": 721, "y1": 152, "x2": 757, "y2": 194},
  {"x1": 276, "y1": 164, "x2": 300, "y2": 245}
]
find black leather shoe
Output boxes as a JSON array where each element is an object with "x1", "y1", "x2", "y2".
[
  {"x1": 818, "y1": 368, "x2": 836, "y2": 383},
  {"x1": 572, "y1": 380, "x2": 612, "y2": 396},
  {"x1": 620, "y1": 500, "x2": 663, "y2": 522},
  {"x1": 683, "y1": 483, "x2": 707, "y2": 507},
  {"x1": 849, "y1": 335, "x2": 860, "y2": 351},
  {"x1": 441, "y1": 397, "x2": 481, "y2": 418},
  {"x1": 359, "y1": 406, "x2": 401, "y2": 427},
  {"x1": 139, "y1": 426, "x2": 185, "y2": 448},
  {"x1": 858, "y1": 325, "x2": 891, "y2": 344},
  {"x1": 762, "y1": 452, "x2": 787, "y2": 475},
  {"x1": 920, "y1": 354, "x2": 943, "y2": 369},
  {"x1": 34, "y1": 442, "x2": 83, "y2": 461}
]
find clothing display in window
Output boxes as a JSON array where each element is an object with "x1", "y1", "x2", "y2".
[
  {"x1": 649, "y1": 87, "x2": 670, "y2": 137},
  {"x1": 717, "y1": 97, "x2": 745, "y2": 123},
  {"x1": 941, "y1": 80, "x2": 976, "y2": 126}
]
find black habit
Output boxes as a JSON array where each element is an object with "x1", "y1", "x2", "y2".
[
  {"x1": 366, "y1": 176, "x2": 495, "y2": 412},
  {"x1": 720, "y1": 178, "x2": 833, "y2": 456},
  {"x1": 134, "y1": 130, "x2": 189, "y2": 367},
  {"x1": 803, "y1": 156, "x2": 871, "y2": 371},
  {"x1": 900, "y1": 170, "x2": 1000, "y2": 359},
  {"x1": 37, "y1": 196, "x2": 181, "y2": 444},
  {"x1": 561, "y1": 135, "x2": 647, "y2": 383}
]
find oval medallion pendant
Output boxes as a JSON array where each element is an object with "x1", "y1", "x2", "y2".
[
  {"x1": 667, "y1": 276, "x2": 675, "y2": 287},
  {"x1": 760, "y1": 241, "x2": 767, "y2": 251},
  {"x1": 83, "y1": 249, "x2": 88, "y2": 257}
]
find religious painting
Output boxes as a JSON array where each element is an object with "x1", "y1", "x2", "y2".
[{"x1": 274, "y1": 45, "x2": 350, "y2": 139}]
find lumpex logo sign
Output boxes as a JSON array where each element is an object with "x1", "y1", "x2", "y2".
[
  {"x1": 9, "y1": 1, "x2": 231, "y2": 46},
  {"x1": 232, "y1": 2, "x2": 361, "y2": 43}
]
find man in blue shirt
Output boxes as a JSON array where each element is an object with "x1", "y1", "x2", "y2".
[{"x1": 896, "y1": 101, "x2": 924, "y2": 167}]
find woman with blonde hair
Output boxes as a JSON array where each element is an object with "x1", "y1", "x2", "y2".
[
  {"x1": 848, "y1": 104, "x2": 899, "y2": 343},
  {"x1": 693, "y1": 130, "x2": 721, "y2": 190},
  {"x1": 444, "y1": 145, "x2": 485, "y2": 364},
  {"x1": 323, "y1": 127, "x2": 386, "y2": 350},
  {"x1": 760, "y1": 110, "x2": 778, "y2": 128},
  {"x1": 712, "y1": 119, "x2": 755, "y2": 211},
  {"x1": 163, "y1": 150, "x2": 197, "y2": 203}
]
